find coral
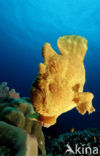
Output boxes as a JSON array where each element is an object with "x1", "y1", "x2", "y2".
[
  {"x1": 9, "y1": 89, "x2": 20, "y2": 98},
  {"x1": 0, "y1": 82, "x2": 20, "y2": 100},
  {"x1": 0, "y1": 82, "x2": 9, "y2": 100},
  {"x1": 0, "y1": 121, "x2": 38, "y2": 156},
  {"x1": 31, "y1": 35, "x2": 95, "y2": 127},
  {"x1": 46, "y1": 129, "x2": 100, "y2": 156},
  {"x1": 0, "y1": 121, "x2": 26, "y2": 156},
  {"x1": 0, "y1": 95, "x2": 46, "y2": 155}
]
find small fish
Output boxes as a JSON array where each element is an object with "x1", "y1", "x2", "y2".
[
  {"x1": 94, "y1": 136, "x2": 96, "y2": 141},
  {"x1": 48, "y1": 136, "x2": 51, "y2": 139},
  {"x1": 71, "y1": 128, "x2": 75, "y2": 133}
]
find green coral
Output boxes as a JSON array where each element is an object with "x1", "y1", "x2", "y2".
[
  {"x1": 0, "y1": 89, "x2": 46, "y2": 155},
  {"x1": 0, "y1": 121, "x2": 26, "y2": 156}
]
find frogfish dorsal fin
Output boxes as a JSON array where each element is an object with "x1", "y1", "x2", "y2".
[{"x1": 42, "y1": 43, "x2": 57, "y2": 64}]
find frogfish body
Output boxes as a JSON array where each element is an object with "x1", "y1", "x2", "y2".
[{"x1": 31, "y1": 35, "x2": 95, "y2": 127}]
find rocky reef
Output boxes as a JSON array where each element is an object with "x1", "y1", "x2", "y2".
[
  {"x1": 46, "y1": 128, "x2": 100, "y2": 156},
  {"x1": 0, "y1": 82, "x2": 46, "y2": 156}
]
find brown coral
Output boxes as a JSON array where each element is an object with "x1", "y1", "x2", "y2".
[
  {"x1": 0, "y1": 82, "x2": 20, "y2": 99},
  {"x1": 9, "y1": 89, "x2": 20, "y2": 98},
  {"x1": 31, "y1": 35, "x2": 95, "y2": 127}
]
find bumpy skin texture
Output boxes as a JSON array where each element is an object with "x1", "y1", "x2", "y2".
[{"x1": 31, "y1": 35, "x2": 95, "y2": 126}]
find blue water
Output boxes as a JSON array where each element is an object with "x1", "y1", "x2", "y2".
[{"x1": 0, "y1": 0, "x2": 100, "y2": 135}]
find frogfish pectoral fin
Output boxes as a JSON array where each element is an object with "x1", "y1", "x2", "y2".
[{"x1": 73, "y1": 92, "x2": 95, "y2": 115}]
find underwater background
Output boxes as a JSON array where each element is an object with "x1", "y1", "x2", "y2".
[{"x1": 0, "y1": 0, "x2": 100, "y2": 137}]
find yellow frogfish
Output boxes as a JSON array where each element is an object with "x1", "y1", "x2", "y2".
[{"x1": 30, "y1": 35, "x2": 95, "y2": 127}]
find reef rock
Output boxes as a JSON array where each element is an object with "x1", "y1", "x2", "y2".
[
  {"x1": 0, "y1": 121, "x2": 38, "y2": 156},
  {"x1": 46, "y1": 128, "x2": 100, "y2": 156},
  {"x1": 0, "y1": 95, "x2": 46, "y2": 155}
]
